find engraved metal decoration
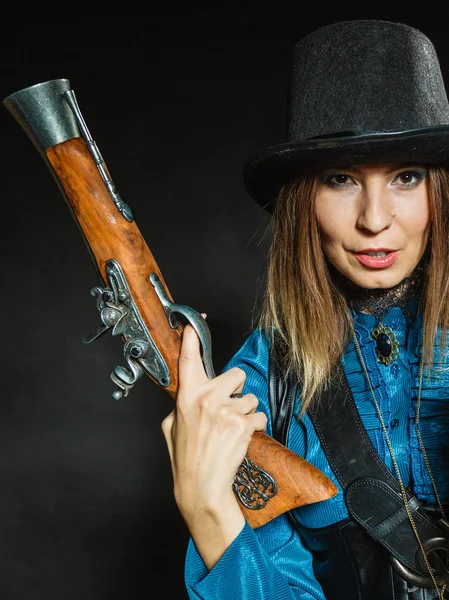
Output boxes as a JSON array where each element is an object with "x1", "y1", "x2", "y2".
[
  {"x1": 83, "y1": 259, "x2": 170, "y2": 399},
  {"x1": 233, "y1": 457, "x2": 278, "y2": 510},
  {"x1": 63, "y1": 90, "x2": 134, "y2": 222}
]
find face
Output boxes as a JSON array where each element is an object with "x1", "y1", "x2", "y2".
[{"x1": 314, "y1": 163, "x2": 431, "y2": 289}]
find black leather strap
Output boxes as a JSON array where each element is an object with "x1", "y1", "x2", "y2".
[
  {"x1": 307, "y1": 362, "x2": 443, "y2": 568},
  {"x1": 268, "y1": 351, "x2": 445, "y2": 577},
  {"x1": 268, "y1": 349, "x2": 297, "y2": 445}
]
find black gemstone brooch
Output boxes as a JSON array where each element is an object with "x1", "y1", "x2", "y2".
[{"x1": 371, "y1": 324, "x2": 399, "y2": 366}]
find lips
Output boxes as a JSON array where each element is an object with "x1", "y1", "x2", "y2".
[{"x1": 354, "y1": 249, "x2": 399, "y2": 269}]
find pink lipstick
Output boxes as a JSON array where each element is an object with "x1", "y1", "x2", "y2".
[{"x1": 354, "y1": 249, "x2": 399, "y2": 269}]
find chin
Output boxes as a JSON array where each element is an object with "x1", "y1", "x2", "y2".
[{"x1": 350, "y1": 269, "x2": 409, "y2": 290}]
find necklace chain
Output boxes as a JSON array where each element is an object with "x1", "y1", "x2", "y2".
[{"x1": 349, "y1": 319, "x2": 446, "y2": 598}]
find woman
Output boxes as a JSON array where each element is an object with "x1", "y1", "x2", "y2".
[{"x1": 162, "y1": 20, "x2": 449, "y2": 599}]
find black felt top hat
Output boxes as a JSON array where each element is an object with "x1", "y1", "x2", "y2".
[{"x1": 243, "y1": 19, "x2": 449, "y2": 212}]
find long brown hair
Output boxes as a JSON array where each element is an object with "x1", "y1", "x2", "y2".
[{"x1": 255, "y1": 166, "x2": 449, "y2": 413}]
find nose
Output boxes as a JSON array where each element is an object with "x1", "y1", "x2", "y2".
[{"x1": 356, "y1": 184, "x2": 393, "y2": 234}]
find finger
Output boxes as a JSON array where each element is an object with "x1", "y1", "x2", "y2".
[
  {"x1": 233, "y1": 393, "x2": 259, "y2": 415},
  {"x1": 178, "y1": 323, "x2": 209, "y2": 390},
  {"x1": 248, "y1": 410, "x2": 268, "y2": 432},
  {"x1": 214, "y1": 366, "x2": 247, "y2": 396},
  {"x1": 161, "y1": 408, "x2": 175, "y2": 438},
  {"x1": 161, "y1": 409, "x2": 176, "y2": 463}
]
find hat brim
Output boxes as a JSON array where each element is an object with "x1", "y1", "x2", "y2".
[{"x1": 243, "y1": 126, "x2": 449, "y2": 212}]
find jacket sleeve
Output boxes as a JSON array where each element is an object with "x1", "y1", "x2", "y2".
[{"x1": 184, "y1": 329, "x2": 326, "y2": 600}]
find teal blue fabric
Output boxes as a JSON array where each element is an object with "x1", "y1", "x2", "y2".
[{"x1": 184, "y1": 306, "x2": 449, "y2": 599}]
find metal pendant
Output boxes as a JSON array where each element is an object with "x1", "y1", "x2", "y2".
[{"x1": 371, "y1": 323, "x2": 399, "y2": 366}]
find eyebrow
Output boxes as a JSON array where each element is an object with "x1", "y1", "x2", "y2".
[{"x1": 334, "y1": 163, "x2": 427, "y2": 175}]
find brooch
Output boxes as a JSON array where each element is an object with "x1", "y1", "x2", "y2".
[{"x1": 371, "y1": 324, "x2": 399, "y2": 366}]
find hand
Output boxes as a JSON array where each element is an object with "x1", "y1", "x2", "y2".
[{"x1": 161, "y1": 317, "x2": 267, "y2": 564}]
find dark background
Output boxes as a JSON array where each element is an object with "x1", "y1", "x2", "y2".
[{"x1": 1, "y1": 4, "x2": 449, "y2": 599}]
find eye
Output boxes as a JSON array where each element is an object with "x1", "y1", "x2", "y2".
[
  {"x1": 322, "y1": 173, "x2": 356, "y2": 188},
  {"x1": 392, "y1": 168, "x2": 427, "y2": 188}
]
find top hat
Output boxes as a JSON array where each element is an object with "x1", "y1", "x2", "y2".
[{"x1": 243, "y1": 20, "x2": 449, "y2": 212}]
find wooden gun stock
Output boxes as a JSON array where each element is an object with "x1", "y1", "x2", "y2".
[{"x1": 3, "y1": 80, "x2": 338, "y2": 529}]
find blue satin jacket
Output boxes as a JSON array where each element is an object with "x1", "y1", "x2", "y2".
[{"x1": 184, "y1": 305, "x2": 449, "y2": 599}]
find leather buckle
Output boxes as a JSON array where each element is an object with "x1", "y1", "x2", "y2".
[{"x1": 390, "y1": 519, "x2": 449, "y2": 589}]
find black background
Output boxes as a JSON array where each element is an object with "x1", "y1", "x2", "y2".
[{"x1": 2, "y1": 4, "x2": 449, "y2": 599}]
